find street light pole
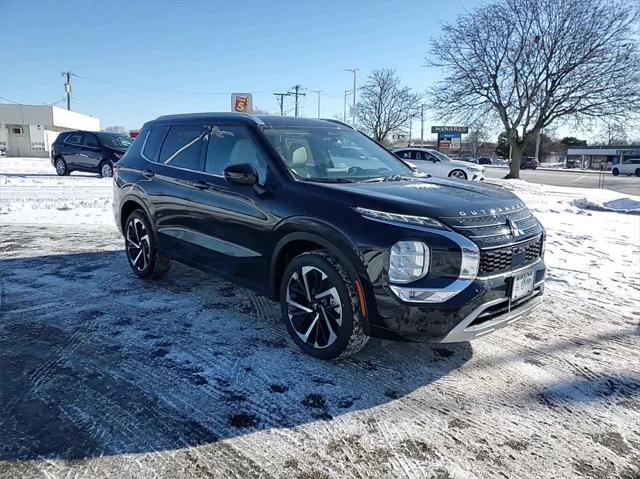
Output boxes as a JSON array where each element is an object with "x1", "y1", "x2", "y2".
[
  {"x1": 345, "y1": 68, "x2": 358, "y2": 127},
  {"x1": 343, "y1": 89, "x2": 352, "y2": 123},
  {"x1": 310, "y1": 89, "x2": 322, "y2": 118}
]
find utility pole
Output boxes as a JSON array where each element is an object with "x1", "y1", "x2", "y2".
[
  {"x1": 273, "y1": 92, "x2": 290, "y2": 116},
  {"x1": 343, "y1": 89, "x2": 353, "y2": 123},
  {"x1": 310, "y1": 89, "x2": 322, "y2": 118},
  {"x1": 61, "y1": 71, "x2": 73, "y2": 110},
  {"x1": 534, "y1": 129, "x2": 542, "y2": 164},
  {"x1": 288, "y1": 85, "x2": 306, "y2": 117},
  {"x1": 420, "y1": 104, "x2": 425, "y2": 146},
  {"x1": 345, "y1": 68, "x2": 358, "y2": 127}
]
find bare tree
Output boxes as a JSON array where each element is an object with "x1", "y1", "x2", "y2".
[
  {"x1": 429, "y1": 0, "x2": 640, "y2": 178},
  {"x1": 466, "y1": 125, "x2": 489, "y2": 157},
  {"x1": 358, "y1": 69, "x2": 421, "y2": 142},
  {"x1": 103, "y1": 125, "x2": 127, "y2": 134},
  {"x1": 595, "y1": 119, "x2": 629, "y2": 146}
]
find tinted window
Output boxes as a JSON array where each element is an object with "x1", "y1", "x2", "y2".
[
  {"x1": 96, "y1": 133, "x2": 133, "y2": 149},
  {"x1": 143, "y1": 126, "x2": 168, "y2": 161},
  {"x1": 158, "y1": 125, "x2": 207, "y2": 169},
  {"x1": 121, "y1": 129, "x2": 149, "y2": 161},
  {"x1": 204, "y1": 125, "x2": 267, "y2": 182},
  {"x1": 66, "y1": 133, "x2": 83, "y2": 145},
  {"x1": 84, "y1": 133, "x2": 99, "y2": 147}
]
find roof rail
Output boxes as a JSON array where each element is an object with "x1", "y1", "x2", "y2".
[
  {"x1": 154, "y1": 112, "x2": 265, "y2": 125},
  {"x1": 322, "y1": 118, "x2": 354, "y2": 129}
]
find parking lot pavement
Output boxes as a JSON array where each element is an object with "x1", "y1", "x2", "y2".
[
  {"x1": 1, "y1": 220, "x2": 639, "y2": 479},
  {"x1": 485, "y1": 167, "x2": 640, "y2": 195},
  {"x1": 1, "y1": 157, "x2": 639, "y2": 478}
]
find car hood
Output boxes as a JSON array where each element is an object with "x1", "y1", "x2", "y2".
[
  {"x1": 305, "y1": 177, "x2": 525, "y2": 220},
  {"x1": 449, "y1": 159, "x2": 481, "y2": 169}
]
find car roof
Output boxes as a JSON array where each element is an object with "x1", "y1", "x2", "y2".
[{"x1": 149, "y1": 112, "x2": 353, "y2": 129}]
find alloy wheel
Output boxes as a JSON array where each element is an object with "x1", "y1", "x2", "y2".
[
  {"x1": 101, "y1": 163, "x2": 113, "y2": 177},
  {"x1": 56, "y1": 159, "x2": 66, "y2": 175},
  {"x1": 126, "y1": 218, "x2": 151, "y2": 272},
  {"x1": 286, "y1": 265, "x2": 343, "y2": 349},
  {"x1": 450, "y1": 170, "x2": 466, "y2": 179}
]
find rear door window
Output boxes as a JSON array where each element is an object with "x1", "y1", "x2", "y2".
[
  {"x1": 122, "y1": 129, "x2": 149, "y2": 160},
  {"x1": 65, "y1": 133, "x2": 84, "y2": 145},
  {"x1": 158, "y1": 125, "x2": 207, "y2": 170},
  {"x1": 84, "y1": 133, "x2": 99, "y2": 148}
]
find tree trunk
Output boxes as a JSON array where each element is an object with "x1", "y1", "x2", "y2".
[{"x1": 506, "y1": 144, "x2": 522, "y2": 179}]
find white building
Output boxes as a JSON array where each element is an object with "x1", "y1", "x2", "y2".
[{"x1": 0, "y1": 104, "x2": 100, "y2": 157}]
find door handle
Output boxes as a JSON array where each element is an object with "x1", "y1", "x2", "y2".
[
  {"x1": 143, "y1": 169, "x2": 155, "y2": 178},
  {"x1": 193, "y1": 180, "x2": 210, "y2": 190}
]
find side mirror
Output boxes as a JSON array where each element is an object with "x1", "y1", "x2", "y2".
[{"x1": 224, "y1": 163, "x2": 258, "y2": 186}]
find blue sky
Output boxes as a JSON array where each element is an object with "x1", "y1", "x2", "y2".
[{"x1": 1, "y1": 0, "x2": 477, "y2": 131}]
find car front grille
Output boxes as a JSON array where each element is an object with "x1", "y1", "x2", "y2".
[{"x1": 478, "y1": 235, "x2": 543, "y2": 275}]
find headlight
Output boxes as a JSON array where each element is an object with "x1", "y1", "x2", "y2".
[
  {"x1": 355, "y1": 207, "x2": 446, "y2": 230},
  {"x1": 389, "y1": 241, "x2": 429, "y2": 283}
]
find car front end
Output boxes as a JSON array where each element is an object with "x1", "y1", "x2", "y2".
[{"x1": 322, "y1": 182, "x2": 546, "y2": 344}]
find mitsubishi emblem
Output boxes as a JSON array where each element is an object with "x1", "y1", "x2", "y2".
[{"x1": 506, "y1": 218, "x2": 523, "y2": 237}]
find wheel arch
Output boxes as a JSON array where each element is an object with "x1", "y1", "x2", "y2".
[
  {"x1": 119, "y1": 195, "x2": 153, "y2": 234},
  {"x1": 269, "y1": 227, "x2": 375, "y2": 333}
]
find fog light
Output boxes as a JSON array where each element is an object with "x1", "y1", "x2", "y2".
[
  {"x1": 460, "y1": 246, "x2": 480, "y2": 280},
  {"x1": 389, "y1": 241, "x2": 429, "y2": 283}
]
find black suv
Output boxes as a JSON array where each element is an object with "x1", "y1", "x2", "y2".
[
  {"x1": 51, "y1": 130, "x2": 133, "y2": 177},
  {"x1": 113, "y1": 113, "x2": 546, "y2": 359}
]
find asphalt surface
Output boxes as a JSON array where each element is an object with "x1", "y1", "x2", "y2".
[{"x1": 484, "y1": 167, "x2": 640, "y2": 195}]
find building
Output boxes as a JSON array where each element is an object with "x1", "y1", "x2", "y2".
[
  {"x1": 0, "y1": 104, "x2": 100, "y2": 157},
  {"x1": 567, "y1": 145, "x2": 640, "y2": 169}
]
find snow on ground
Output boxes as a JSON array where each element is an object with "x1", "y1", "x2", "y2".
[{"x1": 1, "y1": 158, "x2": 639, "y2": 479}]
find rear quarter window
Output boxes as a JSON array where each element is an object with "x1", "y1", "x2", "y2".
[
  {"x1": 142, "y1": 125, "x2": 169, "y2": 162},
  {"x1": 121, "y1": 129, "x2": 149, "y2": 160}
]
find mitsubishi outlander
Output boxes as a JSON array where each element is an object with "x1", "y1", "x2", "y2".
[{"x1": 113, "y1": 113, "x2": 545, "y2": 359}]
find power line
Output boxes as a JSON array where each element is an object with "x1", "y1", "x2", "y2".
[{"x1": 73, "y1": 73, "x2": 277, "y2": 96}]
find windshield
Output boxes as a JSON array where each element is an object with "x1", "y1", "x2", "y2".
[
  {"x1": 97, "y1": 133, "x2": 133, "y2": 149},
  {"x1": 262, "y1": 126, "x2": 413, "y2": 182},
  {"x1": 428, "y1": 149, "x2": 453, "y2": 162}
]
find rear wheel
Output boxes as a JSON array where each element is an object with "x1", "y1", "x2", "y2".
[
  {"x1": 124, "y1": 210, "x2": 171, "y2": 279},
  {"x1": 448, "y1": 169, "x2": 468, "y2": 180},
  {"x1": 55, "y1": 157, "x2": 70, "y2": 176},
  {"x1": 280, "y1": 251, "x2": 368, "y2": 360},
  {"x1": 612, "y1": 168, "x2": 619, "y2": 176},
  {"x1": 99, "y1": 160, "x2": 114, "y2": 178},
  {"x1": 635, "y1": 169, "x2": 640, "y2": 177}
]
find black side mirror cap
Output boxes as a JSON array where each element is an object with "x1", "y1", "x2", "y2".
[{"x1": 224, "y1": 163, "x2": 258, "y2": 186}]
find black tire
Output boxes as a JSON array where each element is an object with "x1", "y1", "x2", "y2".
[
  {"x1": 280, "y1": 251, "x2": 368, "y2": 360},
  {"x1": 635, "y1": 169, "x2": 640, "y2": 177},
  {"x1": 54, "y1": 157, "x2": 70, "y2": 176},
  {"x1": 612, "y1": 168, "x2": 619, "y2": 176},
  {"x1": 99, "y1": 160, "x2": 114, "y2": 178},
  {"x1": 448, "y1": 169, "x2": 468, "y2": 180},
  {"x1": 124, "y1": 210, "x2": 171, "y2": 279}
]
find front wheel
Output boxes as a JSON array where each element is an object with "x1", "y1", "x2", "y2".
[
  {"x1": 448, "y1": 169, "x2": 468, "y2": 180},
  {"x1": 124, "y1": 210, "x2": 171, "y2": 279},
  {"x1": 280, "y1": 251, "x2": 368, "y2": 360},
  {"x1": 612, "y1": 168, "x2": 619, "y2": 176},
  {"x1": 99, "y1": 160, "x2": 114, "y2": 178},
  {"x1": 635, "y1": 169, "x2": 640, "y2": 177}
]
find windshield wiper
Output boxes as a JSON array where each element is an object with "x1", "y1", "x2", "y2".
[
  {"x1": 304, "y1": 177, "x2": 355, "y2": 183},
  {"x1": 361, "y1": 175, "x2": 413, "y2": 183}
]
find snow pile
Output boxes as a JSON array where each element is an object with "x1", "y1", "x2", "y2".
[{"x1": 493, "y1": 178, "x2": 640, "y2": 215}]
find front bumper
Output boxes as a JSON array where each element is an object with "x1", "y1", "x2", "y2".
[{"x1": 367, "y1": 260, "x2": 545, "y2": 343}]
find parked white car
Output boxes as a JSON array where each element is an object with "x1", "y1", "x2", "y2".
[
  {"x1": 392, "y1": 148, "x2": 485, "y2": 181},
  {"x1": 612, "y1": 159, "x2": 640, "y2": 177}
]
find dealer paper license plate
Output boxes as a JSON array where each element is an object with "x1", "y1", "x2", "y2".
[{"x1": 511, "y1": 269, "x2": 535, "y2": 300}]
